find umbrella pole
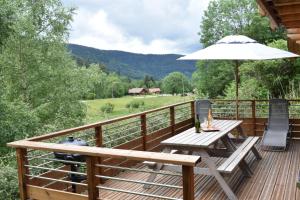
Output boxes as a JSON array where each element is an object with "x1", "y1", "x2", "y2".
[{"x1": 235, "y1": 61, "x2": 239, "y2": 120}]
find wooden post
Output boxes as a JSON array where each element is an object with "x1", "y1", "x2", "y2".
[
  {"x1": 86, "y1": 156, "x2": 99, "y2": 200},
  {"x1": 16, "y1": 148, "x2": 28, "y2": 200},
  {"x1": 95, "y1": 126, "x2": 102, "y2": 147},
  {"x1": 170, "y1": 106, "x2": 175, "y2": 135},
  {"x1": 182, "y1": 165, "x2": 194, "y2": 200},
  {"x1": 190, "y1": 101, "x2": 195, "y2": 126},
  {"x1": 252, "y1": 100, "x2": 257, "y2": 136},
  {"x1": 95, "y1": 126, "x2": 104, "y2": 184},
  {"x1": 141, "y1": 114, "x2": 147, "y2": 151}
]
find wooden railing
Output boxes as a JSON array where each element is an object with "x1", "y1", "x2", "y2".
[
  {"x1": 8, "y1": 140, "x2": 200, "y2": 200},
  {"x1": 7, "y1": 101, "x2": 196, "y2": 200},
  {"x1": 7, "y1": 99, "x2": 300, "y2": 200},
  {"x1": 210, "y1": 99, "x2": 300, "y2": 137}
]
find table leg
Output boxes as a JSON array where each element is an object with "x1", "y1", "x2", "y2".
[
  {"x1": 221, "y1": 135, "x2": 252, "y2": 177},
  {"x1": 236, "y1": 125, "x2": 246, "y2": 139},
  {"x1": 197, "y1": 150, "x2": 238, "y2": 200},
  {"x1": 143, "y1": 147, "x2": 171, "y2": 189}
]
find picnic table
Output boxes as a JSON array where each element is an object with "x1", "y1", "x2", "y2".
[{"x1": 145, "y1": 119, "x2": 262, "y2": 200}]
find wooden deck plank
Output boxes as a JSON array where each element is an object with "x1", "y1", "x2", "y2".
[
  {"x1": 270, "y1": 142, "x2": 295, "y2": 200},
  {"x1": 283, "y1": 140, "x2": 300, "y2": 200},
  {"x1": 77, "y1": 140, "x2": 300, "y2": 200}
]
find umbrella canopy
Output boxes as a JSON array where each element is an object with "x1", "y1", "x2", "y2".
[
  {"x1": 179, "y1": 35, "x2": 299, "y2": 61},
  {"x1": 179, "y1": 35, "x2": 299, "y2": 119}
]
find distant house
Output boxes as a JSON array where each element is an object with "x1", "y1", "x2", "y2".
[
  {"x1": 128, "y1": 88, "x2": 147, "y2": 95},
  {"x1": 148, "y1": 88, "x2": 161, "y2": 94}
]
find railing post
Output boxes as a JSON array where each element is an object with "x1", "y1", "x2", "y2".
[
  {"x1": 190, "y1": 101, "x2": 195, "y2": 126},
  {"x1": 252, "y1": 100, "x2": 256, "y2": 136},
  {"x1": 16, "y1": 148, "x2": 28, "y2": 200},
  {"x1": 86, "y1": 156, "x2": 99, "y2": 200},
  {"x1": 182, "y1": 165, "x2": 194, "y2": 200},
  {"x1": 141, "y1": 114, "x2": 147, "y2": 151},
  {"x1": 95, "y1": 126, "x2": 104, "y2": 184},
  {"x1": 170, "y1": 106, "x2": 175, "y2": 135}
]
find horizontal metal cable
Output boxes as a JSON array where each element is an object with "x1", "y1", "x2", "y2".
[
  {"x1": 42, "y1": 175, "x2": 69, "y2": 188},
  {"x1": 25, "y1": 165, "x2": 86, "y2": 176},
  {"x1": 26, "y1": 174, "x2": 87, "y2": 186},
  {"x1": 27, "y1": 152, "x2": 53, "y2": 161},
  {"x1": 96, "y1": 186, "x2": 182, "y2": 200},
  {"x1": 104, "y1": 131, "x2": 140, "y2": 145},
  {"x1": 28, "y1": 157, "x2": 86, "y2": 165},
  {"x1": 103, "y1": 120, "x2": 140, "y2": 131},
  {"x1": 95, "y1": 164, "x2": 181, "y2": 176},
  {"x1": 103, "y1": 126, "x2": 141, "y2": 138},
  {"x1": 95, "y1": 175, "x2": 182, "y2": 189}
]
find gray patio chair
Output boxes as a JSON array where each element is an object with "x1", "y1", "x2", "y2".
[
  {"x1": 261, "y1": 99, "x2": 292, "y2": 151},
  {"x1": 195, "y1": 100, "x2": 212, "y2": 123}
]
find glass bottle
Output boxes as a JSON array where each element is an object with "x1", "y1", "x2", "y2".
[{"x1": 195, "y1": 114, "x2": 200, "y2": 133}]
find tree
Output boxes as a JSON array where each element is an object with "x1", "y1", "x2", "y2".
[
  {"x1": 143, "y1": 75, "x2": 155, "y2": 88},
  {"x1": 238, "y1": 40, "x2": 300, "y2": 98},
  {"x1": 162, "y1": 72, "x2": 191, "y2": 94},
  {"x1": 0, "y1": 0, "x2": 87, "y2": 150},
  {"x1": 192, "y1": 61, "x2": 234, "y2": 98},
  {"x1": 200, "y1": 0, "x2": 285, "y2": 47}
]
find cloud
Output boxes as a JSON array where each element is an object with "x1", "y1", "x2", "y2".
[{"x1": 64, "y1": 0, "x2": 210, "y2": 54}]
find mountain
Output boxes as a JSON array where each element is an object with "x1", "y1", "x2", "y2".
[{"x1": 68, "y1": 44, "x2": 196, "y2": 79}]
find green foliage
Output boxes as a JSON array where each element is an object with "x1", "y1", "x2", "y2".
[
  {"x1": 162, "y1": 72, "x2": 192, "y2": 94},
  {"x1": 239, "y1": 40, "x2": 300, "y2": 98},
  {"x1": 224, "y1": 79, "x2": 269, "y2": 99},
  {"x1": 101, "y1": 103, "x2": 114, "y2": 113},
  {"x1": 192, "y1": 61, "x2": 234, "y2": 98},
  {"x1": 0, "y1": 0, "x2": 87, "y2": 156},
  {"x1": 0, "y1": 99, "x2": 39, "y2": 154},
  {"x1": 200, "y1": 0, "x2": 285, "y2": 47},
  {"x1": 126, "y1": 100, "x2": 145, "y2": 110},
  {"x1": 0, "y1": 163, "x2": 19, "y2": 200},
  {"x1": 68, "y1": 44, "x2": 196, "y2": 79}
]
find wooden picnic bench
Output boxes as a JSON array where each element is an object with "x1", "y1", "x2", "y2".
[{"x1": 144, "y1": 120, "x2": 262, "y2": 200}]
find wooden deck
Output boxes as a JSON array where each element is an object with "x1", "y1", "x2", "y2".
[{"x1": 97, "y1": 140, "x2": 300, "y2": 200}]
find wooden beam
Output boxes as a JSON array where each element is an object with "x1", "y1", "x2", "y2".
[
  {"x1": 16, "y1": 148, "x2": 28, "y2": 200},
  {"x1": 140, "y1": 114, "x2": 147, "y2": 150},
  {"x1": 288, "y1": 28, "x2": 300, "y2": 34},
  {"x1": 170, "y1": 106, "x2": 175, "y2": 136},
  {"x1": 284, "y1": 21, "x2": 300, "y2": 28},
  {"x1": 281, "y1": 13, "x2": 300, "y2": 22},
  {"x1": 274, "y1": 1, "x2": 300, "y2": 7},
  {"x1": 8, "y1": 140, "x2": 201, "y2": 166},
  {"x1": 256, "y1": 0, "x2": 279, "y2": 29},
  {"x1": 86, "y1": 157, "x2": 99, "y2": 200},
  {"x1": 27, "y1": 185, "x2": 87, "y2": 200},
  {"x1": 182, "y1": 165, "x2": 195, "y2": 200},
  {"x1": 287, "y1": 34, "x2": 300, "y2": 40},
  {"x1": 276, "y1": 5, "x2": 300, "y2": 15}
]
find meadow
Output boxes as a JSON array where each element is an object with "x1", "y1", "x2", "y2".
[{"x1": 84, "y1": 95, "x2": 194, "y2": 123}]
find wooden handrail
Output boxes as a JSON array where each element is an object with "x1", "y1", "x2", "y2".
[
  {"x1": 26, "y1": 101, "x2": 193, "y2": 142},
  {"x1": 7, "y1": 140, "x2": 201, "y2": 166}
]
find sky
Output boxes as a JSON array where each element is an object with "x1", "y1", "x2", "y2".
[{"x1": 63, "y1": 0, "x2": 211, "y2": 55}]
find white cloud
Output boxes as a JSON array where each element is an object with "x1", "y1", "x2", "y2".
[{"x1": 65, "y1": 0, "x2": 210, "y2": 54}]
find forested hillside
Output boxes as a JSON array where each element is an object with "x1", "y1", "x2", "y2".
[{"x1": 68, "y1": 44, "x2": 196, "y2": 79}]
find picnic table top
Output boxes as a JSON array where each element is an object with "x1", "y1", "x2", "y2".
[{"x1": 161, "y1": 119, "x2": 243, "y2": 148}]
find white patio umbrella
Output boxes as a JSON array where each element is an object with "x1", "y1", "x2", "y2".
[{"x1": 178, "y1": 35, "x2": 299, "y2": 119}]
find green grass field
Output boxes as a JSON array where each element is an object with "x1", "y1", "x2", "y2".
[{"x1": 84, "y1": 95, "x2": 194, "y2": 123}]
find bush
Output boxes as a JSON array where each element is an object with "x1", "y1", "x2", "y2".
[
  {"x1": 101, "y1": 103, "x2": 114, "y2": 113},
  {"x1": 126, "y1": 100, "x2": 145, "y2": 110},
  {"x1": 0, "y1": 164, "x2": 19, "y2": 200}
]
